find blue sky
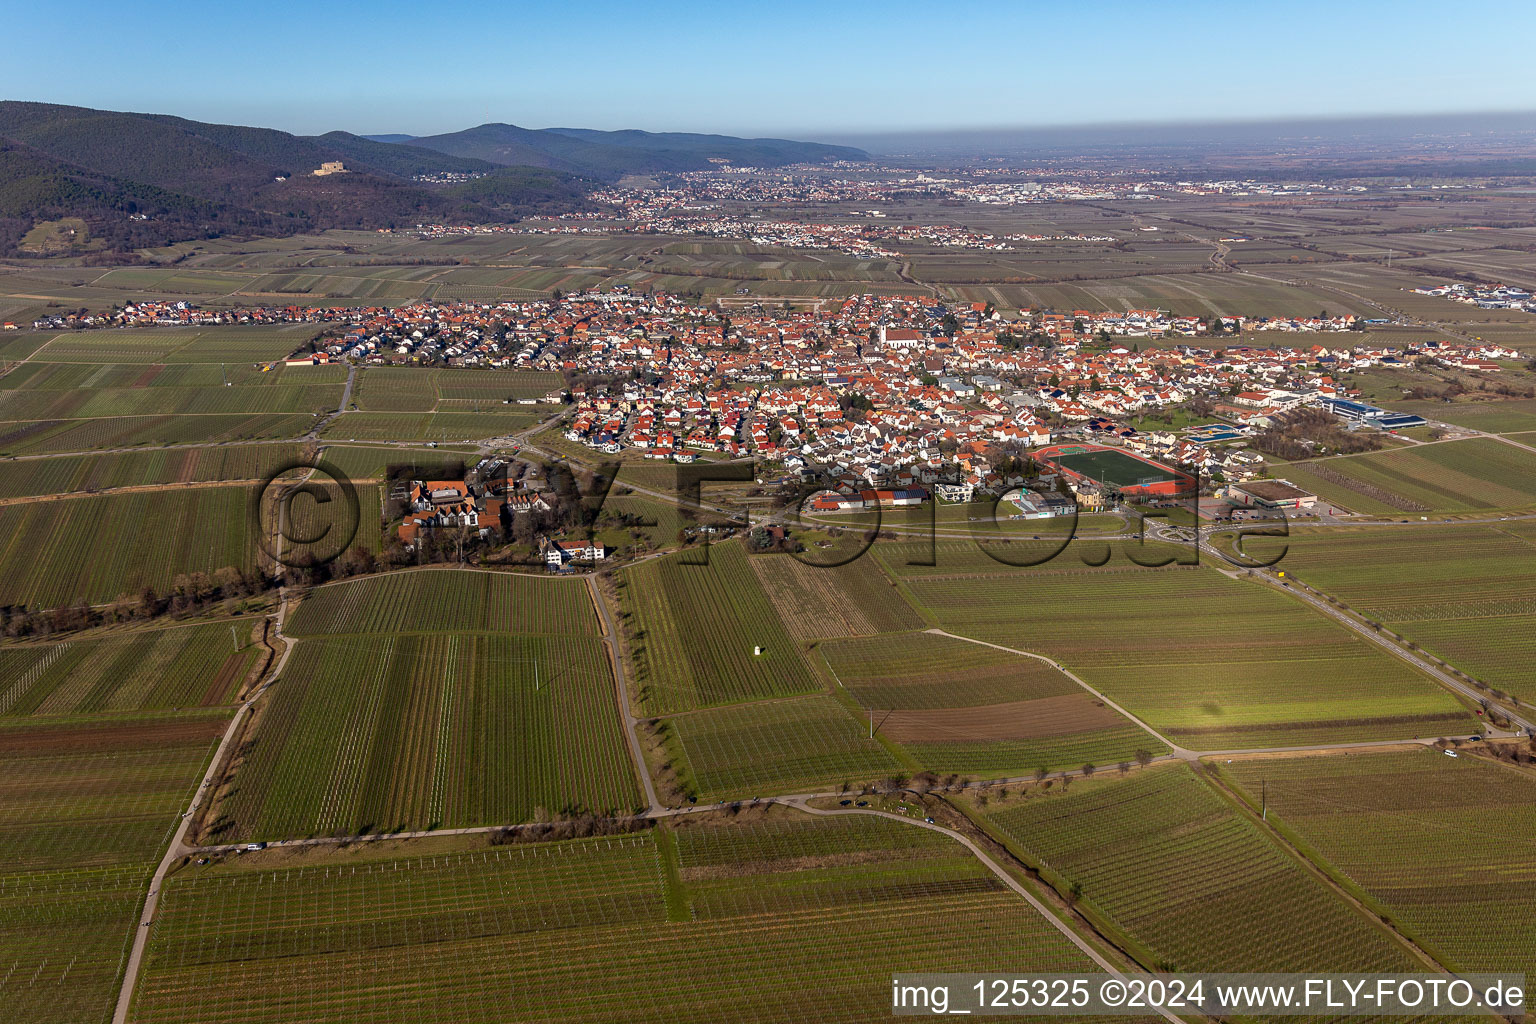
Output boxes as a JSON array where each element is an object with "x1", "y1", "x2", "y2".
[{"x1": 4, "y1": 0, "x2": 1533, "y2": 138}]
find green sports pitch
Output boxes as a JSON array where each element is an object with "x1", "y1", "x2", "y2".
[{"x1": 1043, "y1": 445, "x2": 1187, "y2": 491}]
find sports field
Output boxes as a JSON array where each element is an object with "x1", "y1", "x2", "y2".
[
  {"x1": 131, "y1": 813, "x2": 1117, "y2": 1024},
  {"x1": 1042, "y1": 445, "x2": 1188, "y2": 491},
  {"x1": 1221, "y1": 748, "x2": 1536, "y2": 976}
]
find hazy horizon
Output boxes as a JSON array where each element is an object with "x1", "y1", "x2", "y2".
[{"x1": 6, "y1": 0, "x2": 1535, "y2": 140}]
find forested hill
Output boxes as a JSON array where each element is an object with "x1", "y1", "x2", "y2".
[{"x1": 0, "y1": 102, "x2": 594, "y2": 253}]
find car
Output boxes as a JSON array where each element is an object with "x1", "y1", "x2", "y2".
[
  {"x1": 839, "y1": 799, "x2": 851, "y2": 806},
  {"x1": 924, "y1": 817, "x2": 935, "y2": 824},
  {"x1": 244, "y1": 842, "x2": 267, "y2": 852},
  {"x1": 855, "y1": 800, "x2": 869, "y2": 807}
]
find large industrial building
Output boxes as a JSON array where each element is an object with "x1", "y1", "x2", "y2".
[{"x1": 1227, "y1": 479, "x2": 1318, "y2": 510}]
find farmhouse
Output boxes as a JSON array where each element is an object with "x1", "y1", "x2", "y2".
[{"x1": 542, "y1": 538, "x2": 610, "y2": 566}]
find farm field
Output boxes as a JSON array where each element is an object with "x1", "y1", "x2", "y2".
[
  {"x1": 317, "y1": 443, "x2": 477, "y2": 482},
  {"x1": 1393, "y1": 398, "x2": 1536, "y2": 434},
  {"x1": 883, "y1": 546, "x2": 1474, "y2": 749},
  {"x1": 662, "y1": 695, "x2": 902, "y2": 800},
  {"x1": 320, "y1": 407, "x2": 540, "y2": 441},
  {"x1": 0, "y1": 486, "x2": 257, "y2": 607},
  {"x1": 0, "y1": 620, "x2": 260, "y2": 716},
  {"x1": 618, "y1": 543, "x2": 820, "y2": 714},
  {"x1": 0, "y1": 708, "x2": 230, "y2": 1024},
  {"x1": 821, "y1": 631, "x2": 1163, "y2": 777},
  {"x1": 212, "y1": 631, "x2": 638, "y2": 840},
  {"x1": 1277, "y1": 524, "x2": 1536, "y2": 703},
  {"x1": 1221, "y1": 748, "x2": 1536, "y2": 976},
  {"x1": 746, "y1": 551, "x2": 926, "y2": 640},
  {"x1": 1280, "y1": 437, "x2": 1536, "y2": 514},
  {"x1": 0, "y1": 411, "x2": 317, "y2": 456},
  {"x1": 286, "y1": 569, "x2": 599, "y2": 637},
  {"x1": 0, "y1": 444, "x2": 303, "y2": 500},
  {"x1": 352, "y1": 365, "x2": 563, "y2": 410},
  {"x1": 979, "y1": 763, "x2": 1421, "y2": 974},
  {"x1": 130, "y1": 813, "x2": 1121, "y2": 1024},
  {"x1": 27, "y1": 326, "x2": 318, "y2": 364}
]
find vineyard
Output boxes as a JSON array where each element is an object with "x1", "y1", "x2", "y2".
[
  {"x1": 0, "y1": 621, "x2": 258, "y2": 716},
  {"x1": 820, "y1": 631, "x2": 1161, "y2": 776},
  {"x1": 353, "y1": 366, "x2": 563, "y2": 410},
  {"x1": 1222, "y1": 748, "x2": 1536, "y2": 976},
  {"x1": 0, "y1": 445, "x2": 305, "y2": 500},
  {"x1": 981, "y1": 764, "x2": 1420, "y2": 974},
  {"x1": 32, "y1": 326, "x2": 315, "y2": 364},
  {"x1": 820, "y1": 630, "x2": 1076, "y2": 709},
  {"x1": 0, "y1": 708, "x2": 229, "y2": 1024},
  {"x1": 286, "y1": 569, "x2": 599, "y2": 637},
  {"x1": 618, "y1": 544, "x2": 820, "y2": 714},
  {"x1": 1284, "y1": 438, "x2": 1536, "y2": 514},
  {"x1": 0, "y1": 412, "x2": 317, "y2": 457},
  {"x1": 1281, "y1": 523, "x2": 1536, "y2": 703},
  {"x1": 132, "y1": 813, "x2": 1113, "y2": 1024},
  {"x1": 662, "y1": 695, "x2": 902, "y2": 799},
  {"x1": 0, "y1": 486, "x2": 258, "y2": 607},
  {"x1": 212, "y1": 633, "x2": 638, "y2": 840},
  {"x1": 746, "y1": 552, "x2": 926, "y2": 641},
  {"x1": 900, "y1": 561, "x2": 1473, "y2": 749}
]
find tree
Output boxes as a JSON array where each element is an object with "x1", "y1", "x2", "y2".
[
  {"x1": 1135, "y1": 749, "x2": 1153, "y2": 767},
  {"x1": 1080, "y1": 763, "x2": 1095, "y2": 778}
]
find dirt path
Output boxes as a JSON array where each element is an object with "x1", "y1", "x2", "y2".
[{"x1": 585, "y1": 573, "x2": 661, "y2": 812}]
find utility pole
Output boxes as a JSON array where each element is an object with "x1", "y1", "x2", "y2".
[
  {"x1": 230, "y1": 623, "x2": 238, "y2": 652},
  {"x1": 1262, "y1": 779, "x2": 1267, "y2": 821}
]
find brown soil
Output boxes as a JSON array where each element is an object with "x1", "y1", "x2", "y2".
[
  {"x1": 878, "y1": 693, "x2": 1124, "y2": 743},
  {"x1": 200, "y1": 652, "x2": 249, "y2": 706},
  {"x1": 0, "y1": 715, "x2": 226, "y2": 756}
]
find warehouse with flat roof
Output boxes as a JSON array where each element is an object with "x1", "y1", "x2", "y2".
[{"x1": 1228, "y1": 479, "x2": 1317, "y2": 510}]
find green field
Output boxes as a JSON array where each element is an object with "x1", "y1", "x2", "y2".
[
  {"x1": 0, "y1": 708, "x2": 229, "y2": 1024},
  {"x1": 1281, "y1": 438, "x2": 1536, "y2": 514},
  {"x1": 822, "y1": 631, "x2": 1164, "y2": 777},
  {"x1": 0, "y1": 411, "x2": 317, "y2": 456},
  {"x1": 882, "y1": 547, "x2": 1474, "y2": 749},
  {"x1": 286, "y1": 569, "x2": 599, "y2": 637},
  {"x1": 980, "y1": 763, "x2": 1420, "y2": 973},
  {"x1": 0, "y1": 445, "x2": 303, "y2": 500},
  {"x1": 746, "y1": 551, "x2": 926, "y2": 640},
  {"x1": 0, "y1": 621, "x2": 259, "y2": 716},
  {"x1": 213, "y1": 631, "x2": 638, "y2": 840},
  {"x1": 131, "y1": 813, "x2": 1115, "y2": 1024},
  {"x1": 1278, "y1": 524, "x2": 1536, "y2": 703},
  {"x1": 1222, "y1": 749, "x2": 1535, "y2": 976},
  {"x1": 0, "y1": 486, "x2": 258, "y2": 607},
  {"x1": 1048, "y1": 447, "x2": 1184, "y2": 490},
  {"x1": 662, "y1": 695, "x2": 903, "y2": 799},
  {"x1": 619, "y1": 543, "x2": 820, "y2": 714}
]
